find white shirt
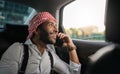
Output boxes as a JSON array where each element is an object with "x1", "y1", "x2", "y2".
[{"x1": 0, "y1": 39, "x2": 81, "y2": 74}]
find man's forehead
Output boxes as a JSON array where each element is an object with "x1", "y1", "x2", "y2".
[
  {"x1": 45, "y1": 20, "x2": 56, "y2": 24},
  {"x1": 41, "y1": 20, "x2": 57, "y2": 27}
]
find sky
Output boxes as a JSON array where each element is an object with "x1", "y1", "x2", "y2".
[{"x1": 63, "y1": 0, "x2": 107, "y2": 32}]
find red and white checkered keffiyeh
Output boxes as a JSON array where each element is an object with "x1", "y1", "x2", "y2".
[{"x1": 27, "y1": 12, "x2": 56, "y2": 39}]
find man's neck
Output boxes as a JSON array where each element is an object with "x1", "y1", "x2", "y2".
[{"x1": 31, "y1": 38, "x2": 47, "y2": 54}]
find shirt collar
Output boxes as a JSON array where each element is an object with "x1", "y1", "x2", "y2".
[
  {"x1": 24, "y1": 39, "x2": 56, "y2": 52},
  {"x1": 24, "y1": 39, "x2": 33, "y2": 45}
]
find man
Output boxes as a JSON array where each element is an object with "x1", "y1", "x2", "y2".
[{"x1": 0, "y1": 12, "x2": 81, "y2": 74}]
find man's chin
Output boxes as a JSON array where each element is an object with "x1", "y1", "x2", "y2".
[
  {"x1": 50, "y1": 40, "x2": 56, "y2": 44},
  {"x1": 49, "y1": 39, "x2": 56, "y2": 44},
  {"x1": 45, "y1": 40, "x2": 56, "y2": 44},
  {"x1": 41, "y1": 38, "x2": 56, "y2": 44}
]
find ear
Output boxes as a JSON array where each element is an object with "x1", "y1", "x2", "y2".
[
  {"x1": 31, "y1": 30, "x2": 41, "y2": 39},
  {"x1": 34, "y1": 29, "x2": 40, "y2": 36}
]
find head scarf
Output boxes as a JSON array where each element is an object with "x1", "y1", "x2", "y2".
[{"x1": 27, "y1": 12, "x2": 56, "y2": 39}]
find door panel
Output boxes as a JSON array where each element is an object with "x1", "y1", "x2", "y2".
[{"x1": 73, "y1": 39, "x2": 109, "y2": 74}]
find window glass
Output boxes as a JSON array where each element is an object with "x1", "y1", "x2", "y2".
[
  {"x1": 0, "y1": 1, "x2": 37, "y2": 29},
  {"x1": 63, "y1": 0, "x2": 106, "y2": 41}
]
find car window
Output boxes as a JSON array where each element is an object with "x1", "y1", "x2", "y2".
[
  {"x1": 63, "y1": 0, "x2": 107, "y2": 41},
  {"x1": 0, "y1": 0, "x2": 37, "y2": 29}
]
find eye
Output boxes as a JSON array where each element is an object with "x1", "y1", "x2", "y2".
[
  {"x1": 47, "y1": 22, "x2": 58, "y2": 30},
  {"x1": 48, "y1": 22, "x2": 54, "y2": 27}
]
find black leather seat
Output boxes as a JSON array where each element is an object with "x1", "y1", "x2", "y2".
[
  {"x1": 86, "y1": 44, "x2": 120, "y2": 74},
  {"x1": 0, "y1": 23, "x2": 28, "y2": 59},
  {"x1": 3, "y1": 24, "x2": 28, "y2": 44}
]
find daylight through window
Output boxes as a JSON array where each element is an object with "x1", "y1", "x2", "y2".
[{"x1": 63, "y1": 0, "x2": 107, "y2": 41}]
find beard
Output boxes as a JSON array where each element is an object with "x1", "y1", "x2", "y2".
[{"x1": 39, "y1": 29, "x2": 55, "y2": 44}]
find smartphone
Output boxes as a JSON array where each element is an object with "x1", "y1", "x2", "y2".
[{"x1": 55, "y1": 37, "x2": 64, "y2": 47}]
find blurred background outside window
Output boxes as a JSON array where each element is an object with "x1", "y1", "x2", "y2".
[
  {"x1": 63, "y1": 0, "x2": 107, "y2": 41},
  {"x1": 0, "y1": 1, "x2": 36, "y2": 29}
]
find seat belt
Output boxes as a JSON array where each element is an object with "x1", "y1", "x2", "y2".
[
  {"x1": 18, "y1": 44, "x2": 29, "y2": 74},
  {"x1": 48, "y1": 51, "x2": 54, "y2": 74}
]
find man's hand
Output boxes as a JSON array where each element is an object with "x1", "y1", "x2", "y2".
[
  {"x1": 57, "y1": 33, "x2": 76, "y2": 50},
  {"x1": 57, "y1": 32, "x2": 80, "y2": 64}
]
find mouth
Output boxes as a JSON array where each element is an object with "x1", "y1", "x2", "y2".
[
  {"x1": 49, "y1": 34, "x2": 57, "y2": 41},
  {"x1": 52, "y1": 37, "x2": 57, "y2": 41},
  {"x1": 49, "y1": 32, "x2": 54, "y2": 35},
  {"x1": 48, "y1": 30, "x2": 58, "y2": 35}
]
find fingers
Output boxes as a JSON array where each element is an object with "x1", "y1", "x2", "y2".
[
  {"x1": 57, "y1": 32, "x2": 72, "y2": 43},
  {"x1": 57, "y1": 32, "x2": 67, "y2": 39},
  {"x1": 57, "y1": 33, "x2": 75, "y2": 48}
]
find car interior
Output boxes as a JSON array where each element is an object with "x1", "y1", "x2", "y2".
[{"x1": 0, "y1": 0, "x2": 120, "y2": 74}]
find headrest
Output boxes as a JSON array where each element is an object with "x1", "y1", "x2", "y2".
[
  {"x1": 4, "y1": 23, "x2": 28, "y2": 43},
  {"x1": 105, "y1": 0, "x2": 120, "y2": 44}
]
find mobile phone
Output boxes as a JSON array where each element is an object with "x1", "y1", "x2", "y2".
[{"x1": 55, "y1": 37, "x2": 64, "y2": 47}]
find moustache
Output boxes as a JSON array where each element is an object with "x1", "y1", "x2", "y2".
[{"x1": 48, "y1": 30, "x2": 58, "y2": 35}]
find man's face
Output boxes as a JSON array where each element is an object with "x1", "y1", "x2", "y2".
[{"x1": 38, "y1": 20, "x2": 58, "y2": 44}]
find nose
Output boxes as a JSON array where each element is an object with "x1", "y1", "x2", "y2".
[
  {"x1": 55, "y1": 29, "x2": 58, "y2": 34},
  {"x1": 53, "y1": 25, "x2": 59, "y2": 34}
]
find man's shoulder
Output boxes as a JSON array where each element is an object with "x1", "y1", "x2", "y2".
[
  {"x1": 9, "y1": 42, "x2": 24, "y2": 50},
  {"x1": 1, "y1": 42, "x2": 24, "y2": 61}
]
